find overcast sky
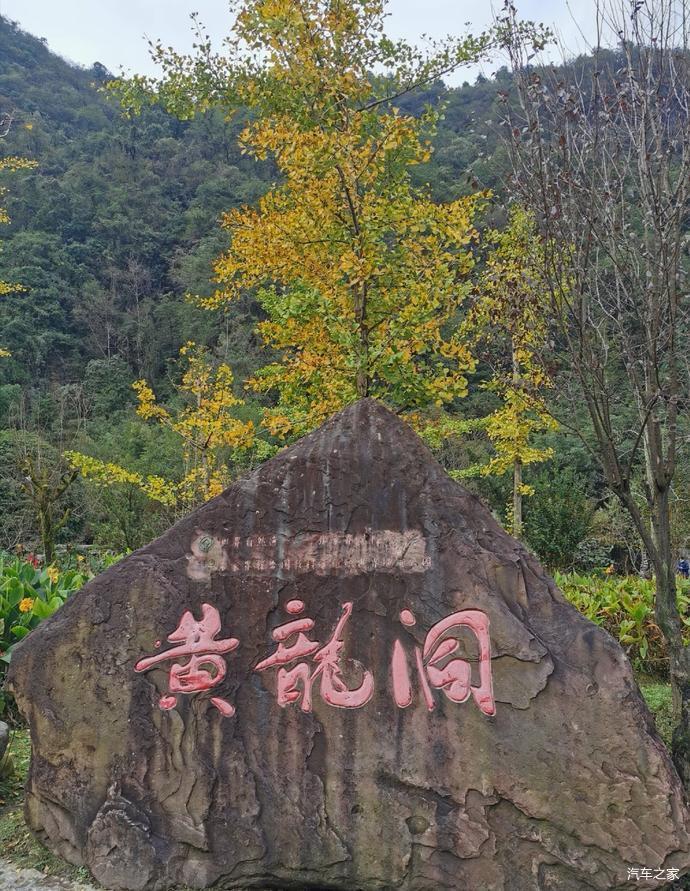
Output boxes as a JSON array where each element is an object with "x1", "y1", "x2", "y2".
[{"x1": 0, "y1": 0, "x2": 599, "y2": 85}]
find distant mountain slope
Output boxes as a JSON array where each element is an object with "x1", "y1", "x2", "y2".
[
  {"x1": 0, "y1": 15, "x2": 109, "y2": 134},
  {"x1": 0, "y1": 14, "x2": 502, "y2": 391},
  {"x1": 0, "y1": 16, "x2": 274, "y2": 388}
]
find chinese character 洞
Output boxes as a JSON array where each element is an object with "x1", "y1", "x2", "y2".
[
  {"x1": 391, "y1": 608, "x2": 496, "y2": 716},
  {"x1": 135, "y1": 603, "x2": 239, "y2": 717},
  {"x1": 254, "y1": 599, "x2": 374, "y2": 712}
]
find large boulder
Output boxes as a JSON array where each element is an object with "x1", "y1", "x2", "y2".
[{"x1": 7, "y1": 399, "x2": 690, "y2": 890}]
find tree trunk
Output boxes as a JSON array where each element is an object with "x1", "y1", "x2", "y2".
[
  {"x1": 513, "y1": 459, "x2": 523, "y2": 539},
  {"x1": 511, "y1": 342, "x2": 522, "y2": 539},
  {"x1": 669, "y1": 644, "x2": 690, "y2": 790},
  {"x1": 648, "y1": 486, "x2": 690, "y2": 786},
  {"x1": 355, "y1": 282, "x2": 369, "y2": 398},
  {"x1": 39, "y1": 504, "x2": 56, "y2": 565}
]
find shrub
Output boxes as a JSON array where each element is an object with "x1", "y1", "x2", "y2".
[
  {"x1": 0, "y1": 553, "x2": 87, "y2": 718},
  {"x1": 640, "y1": 683, "x2": 674, "y2": 748},
  {"x1": 0, "y1": 554, "x2": 86, "y2": 658},
  {"x1": 556, "y1": 571, "x2": 690, "y2": 675},
  {"x1": 524, "y1": 466, "x2": 594, "y2": 570}
]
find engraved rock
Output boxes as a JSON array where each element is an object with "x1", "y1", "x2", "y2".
[{"x1": 7, "y1": 399, "x2": 690, "y2": 890}]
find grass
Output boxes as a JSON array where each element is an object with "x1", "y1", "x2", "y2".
[
  {"x1": 639, "y1": 680, "x2": 675, "y2": 749},
  {"x1": 0, "y1": 726, "x2": 30, "y2": 809},
  {"x1": 0, "y1": 809, "x2": 95, "y2": 883}
]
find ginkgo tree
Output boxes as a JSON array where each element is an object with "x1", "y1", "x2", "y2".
[
  {"x1": 461, "y1": 206, "x2": 558, "y2": 538},
  {"x1": 113, "y1": 0, "x2": 545, "y2": 438},
  {"x1": 66, "y1": 343, "x2": 257, "y2": 513}
]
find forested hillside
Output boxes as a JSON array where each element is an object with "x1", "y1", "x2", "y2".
[
  {"x1": 0, "y1": 13, "x2": 658, "y2": 567},
  {"x1": 0, "y1": 15, "x2": 506, "y2": 386}
]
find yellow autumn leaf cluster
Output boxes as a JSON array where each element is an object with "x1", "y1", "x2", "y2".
[
  {"x1": 67, "y1": 344, "x2": 255, "y2": 510},
  {"x1": 191, "y1": 5, "x2": 491, "y2": 437},
  {"x1": 64, "y1": 452, "x2": 179, "y2": 507},
  {"x1": 479, "y1": 385, "x2": 557, "y2": 477},
  {"x1": 133, "y1": 345, "x2": 255, "y2": 458},
  {"x1": 462, "y1": 205, "x2": 559, "y2": 482}
]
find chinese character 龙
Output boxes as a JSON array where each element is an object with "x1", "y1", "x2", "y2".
[{"x1": 255, "y1": 599, "x2": 374, "y2": 712}]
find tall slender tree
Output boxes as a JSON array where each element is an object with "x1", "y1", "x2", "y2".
[
  {"x1": 462, "y1": 205, "x2": 557, "y2": 538},
  {"x1": 499, "y1": 0, "x2": 690, "y2": 783},
  {"x1": 113, "y1": 0, "x2": 543, "y2": 437}
]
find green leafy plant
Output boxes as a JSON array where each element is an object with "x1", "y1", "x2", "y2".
[
  {"x1": 0, "y1": 554, "x2": 85, "y2": 660},
  {"x1": 0, "y1": 551, "x2": 127, "y2": 720},
  {"x1": 52, "y1": 548, "x2": 124, "y2": 577},
  {"x1": 0, "y1": 553, "x2": 90, "y2": 719},
  {"x1": 640, "y1": 683, "x2": 674, "y2": 748},
  {"x1": 557, "y1": 572, "x2": 690, "y2": 674}
]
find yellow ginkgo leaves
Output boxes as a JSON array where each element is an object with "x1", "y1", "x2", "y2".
[{"x1": 67, "y1": 344, "x2": 255, "y2": 511}]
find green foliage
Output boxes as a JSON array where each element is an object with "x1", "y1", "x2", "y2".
[
  {"x1": 0, "y1": 15, "x2": 270, "y2": 388},
  {"x1": 640, "y1": 682, "x2": 674, "y2": 749},
  {"x1": 0, "y1": 429, "x2": 86, "y2": 554},
  {"x1": 0, "y1": 549, "x2": 122, "y2": 718},
  {"x1": 0, "y1": 553, "x2": 85, "y2": 665},
  {"x1": 556, "y1": 572, "x2": 690, "y2": 675},
  {"x1": 55, "y1": 548, "x2": 123, "y2": 576},
  {"x1": 0, "y1": 553, "x2": 81, "y2": 718},
  {"x1": 83, "y1": 357, "x2": 135, "y2": 417},
  {"x1": 524, "y1": 466, "x2": 594, "y2": 570}
]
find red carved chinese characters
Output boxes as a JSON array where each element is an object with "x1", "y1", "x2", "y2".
[
  {"x1": 391, "y1": 608, "x2": 496, "y2": 716},
  {"x1": 254, "y1": 599, "x2": 375, "y2": 712},
  {"x1": 134, "y1": 603, "x2": 239, "y2": 717},
  {"x1": 135, "y1": 601, "x2": 496, "y2": 719}
]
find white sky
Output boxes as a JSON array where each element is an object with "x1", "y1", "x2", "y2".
[{"x1": 0, "y1": 1, "x2": 599, "y2": 85}]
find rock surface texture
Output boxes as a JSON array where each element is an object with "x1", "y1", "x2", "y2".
[
  {"x1": 7, "y1": 399, "x2": 690, "y2": 890},
  {"x1": 0, "y1": 720, "x2": 8, "y2": 765}
]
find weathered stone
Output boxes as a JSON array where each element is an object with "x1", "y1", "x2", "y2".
[
  {"x1": 0, "y1": 720, "x2": 8, "y2": 766},
  {"x1": 0, "y1": 859, "x2": 97, "y2": 891},
  {"x1": 7, "y1": 399, "x2": 690, "y2": 890}
]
